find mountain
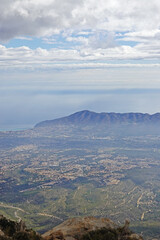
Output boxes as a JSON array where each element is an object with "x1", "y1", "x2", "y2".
[
  {"x1": 35, "y1": 110, "x2": 160, "y2": 128},
  {"x1": 43, "y1": 217, "x2": 143, "y2": 240},
  {"x1": 0, "y1": 215, "x2": 143, "y2": 240}
]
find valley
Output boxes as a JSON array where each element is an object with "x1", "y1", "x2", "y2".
[{"x1": 0, "y1": 111, "x2": 160, "y2": 239}]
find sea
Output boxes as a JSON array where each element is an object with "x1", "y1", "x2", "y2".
[{"x1": 0, "y1": 124, "x2": 34, "y2": 131}]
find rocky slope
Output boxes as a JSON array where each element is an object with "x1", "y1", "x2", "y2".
[
  {"x1": 0, "y1": 215, "x2": 143, "y2": 240},
  {"x1": 42, "y1": 217, "x2": 143, "y2": 240}
]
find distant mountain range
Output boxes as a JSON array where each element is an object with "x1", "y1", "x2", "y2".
[{"x1": 35, "y1": 110, "x2": 160, "y2": 128}]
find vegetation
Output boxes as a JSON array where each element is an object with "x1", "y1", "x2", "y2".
[{"x1": 0, "y1": 216, "x2": 42, "y2": 240}]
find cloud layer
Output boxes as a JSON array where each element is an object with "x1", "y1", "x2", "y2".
[
  {"x1": 1, "y1": 1, "x2": 160, "y2": 127},
  {"x1": 0, "y1": 43, "x2": 160, "y2": 71},
  {"x1": 0, "y1": 0, "x2": 160, "y2": 70},
  {"x1": 1, "y1": 0, "x2": 160, "y2": 41}
]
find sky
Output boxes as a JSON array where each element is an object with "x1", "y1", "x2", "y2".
[{"x1": 1, "y1": 0, "x2": 160, "y2": 129}]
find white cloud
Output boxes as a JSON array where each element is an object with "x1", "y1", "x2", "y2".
[
  {"x1": 1, "y1": 43, "x2": 160, "y2": 72},
  {"x1": 87, "y1": 32, "x2": 117, "y2": 49},
  {"x1": 1, "y1": 0, "x2": 160, "y2": 70},
  {"x1": 66, "y1": 36, "x2": 89, "y2": 45},
  {"x1": 119, "y1": 30, "x2": 160, "y2": 44},
  {"x1": 1, "y1": 0, "x2": 160, "y2": 41}
]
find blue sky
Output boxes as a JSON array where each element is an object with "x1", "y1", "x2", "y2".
[{"x1": 1, "y1": 0, "x2": 160, "y2": 128}]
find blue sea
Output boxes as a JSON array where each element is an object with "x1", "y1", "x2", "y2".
[{"x1": 0, "y1": 124, "x2": 34, "y2": 131}]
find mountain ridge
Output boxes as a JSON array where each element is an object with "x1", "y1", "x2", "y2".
[{"x1": 35, "y1": 110, "x2": 160, "y2": 128}]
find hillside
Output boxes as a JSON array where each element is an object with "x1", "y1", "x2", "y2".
[
  {"x1": 43, "y1": 217, "x2": 144, "y2": 240},
  {"x1": 0, "y1": 215, "x2": 42, "y2": 240},
  {"x1": 0, "y1": 215, "x2": 143, "y2": 240},
  {"x1": 0, "y1": 110, "x2": 160, "y2": 239}
]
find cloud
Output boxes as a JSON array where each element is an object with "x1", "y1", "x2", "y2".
[
  {"x1": 119, "y1": 30, "x2": 160, "y2": 44},
  {"x1": 2, "y1": 1, "x2": 160, "y2": 127},
  {"x1": 1, "y1": 42, "x2": 160, "y2": 72},
  {"x1": 1, "y1": 0, "x2": 160, "y2": 42},
  {"x1": 0, "y1": 0, "x2": 83, "y2": 41},
  {"x1": 1, "y1": 1, "x2": 160, "y2": 71}
]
